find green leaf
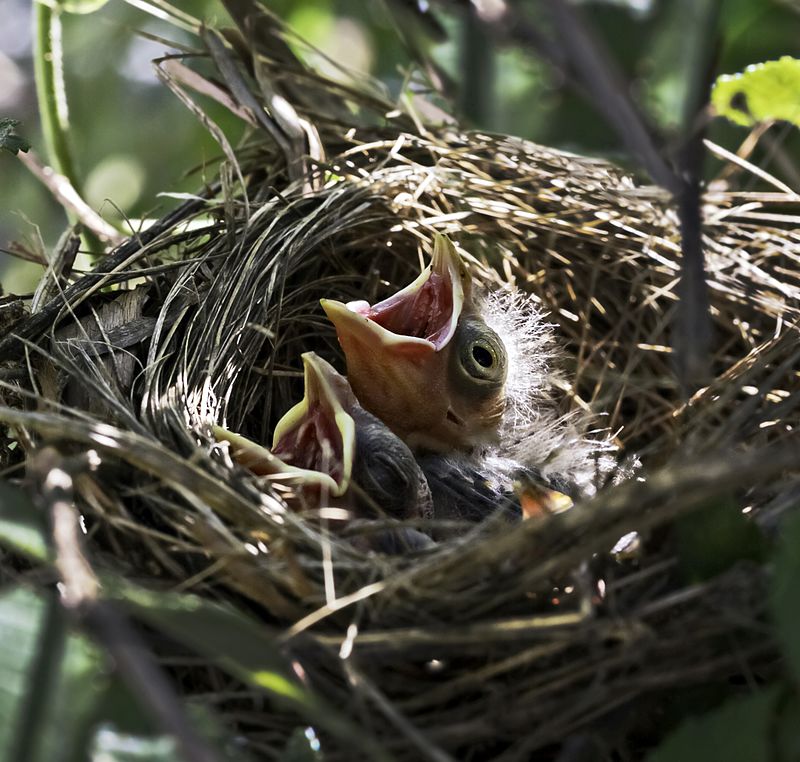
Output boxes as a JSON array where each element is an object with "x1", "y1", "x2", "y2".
[
  {"x1": 772, "y1": 510, "x2": 800, "y2": 686},
  {"x1": 712, "y1": 56, "x2": 800, "y2": 127},
  {"x1": 674, "y1": 494, "x2": 766, "y2": 582},
  {"x1": 53, "y1": 0, "x2": 110, "y2": 14},
  {"x1": 0, "y1": 119, "x2": 30, "y2": 156},
  {"x1": 647, "y1": 687, "x2": 780, "y2": 762},
  {"x1": 88, "y1": 727, "x2": 179, "y2": 761},
  {"x1": 0, "y1": 480, "x2": 50, "y2": 561},
  {"x1": 110, "y1": 581, "x2": 390, "y2": 761},
  {"x1": 0, "y1": 588, "x2": 108, "y2": 762}
]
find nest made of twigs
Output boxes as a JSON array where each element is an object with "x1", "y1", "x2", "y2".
[{"x1": 2, "y1": 6, "x2": 799, "y2": 760}]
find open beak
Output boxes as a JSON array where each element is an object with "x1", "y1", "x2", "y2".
[
  {"x1": 322, "y1": 233, "x2": 468, "y2": 353},
  {"x1": 320, "y1": 234, "x2": 470, "y2": 445},
  {"x1": 215, "y1": 353, "x2": 355, "y2": 497},
  {"x1": 341, "y1": 233, "x2": 468, "y2": 350}
]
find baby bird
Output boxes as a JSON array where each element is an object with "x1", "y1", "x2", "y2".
[
  {"x1": 215, "y1": 352, "x2": 434, "y2": 551},
  {"x1": 322, "y1": 234, "x2": 613, "y2": 523},
  {"x1": 321, "y1": 234, "x2": 508, "y2": 452}
]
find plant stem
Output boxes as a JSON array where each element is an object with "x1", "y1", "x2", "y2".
[
  {"x1": 34, "y1": 2, "x2": 81, "y2": 190},
  {"x1": 33, "y1": 1, "x2": 102, "y2": 253},
  {"x1": 460, "y1": 11, "x2": 495, "y2": 128}
]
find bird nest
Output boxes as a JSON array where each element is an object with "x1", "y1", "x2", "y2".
[{"x1": 2, "y1": 7, "x2": 800, "y2": 760}]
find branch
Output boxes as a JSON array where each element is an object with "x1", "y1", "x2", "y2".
[
  {"x1": 463, "y1": 0, "x2": 714, "y2": 391},
  {"x1": 18, "y1": 150, "x2": 125, "y2": 245}
]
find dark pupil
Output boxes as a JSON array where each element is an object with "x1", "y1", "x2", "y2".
[{"x1": 472, "y1": 344, "x2": 494, "y2": 368}]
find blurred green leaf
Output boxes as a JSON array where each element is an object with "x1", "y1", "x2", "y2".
[
  {"x1": 111, "y1": 581, "x2": 390, "y2": 761},
  {"x1": 0, "y1": 588, "x2": 49, "y2": 761},
  {"x1": 0, "y1": 588, "x2": 108, "y2": 762},
  {"x1": 675, "y1": 494, "x2": 766, "y2": 582},
  {"x1": 712, "y1": 56, "x2": 800, "y2": 127},
  {"x1": 184, "y1": 703, "x2": 255, "y2": 762},
  {"x1": 0, "y1": 480, "x2": 50, "y2": 561},
  {"x1": 647, "y1": 687, "x2": 779, "y2": 762},
  {"x1": 282, "y1": 726, "x2": 322, "y2": 762},
  {"x1": 55, "y1": 0, "x2": 110, "y2": 14},
  {"x1": 113, "y1": 582, "x2": 305, "y2": 702},
  {"x1": 92, "y1": 676, "x2": 165, "y2": 740},
  {"x1": 776, "y1": 692, "x2": 800, "y2": 762},
  {"x1": 0, "y1": 119, "x2": 30, "y2": 156},
  {"x1": 85, "y1": 155, "x2": 146, "y2": 214},
  {"x1": 772, "y1": 510, "x2": 800, "y2": 687},
  {"x1": 88, "y1": 726, "x2": 179, "y2": 761},
  {"x1": 0, "y1": 587, "x2": 244, "y2": 761},
  {"x1": 88, "y1": 646, "x2": 255, "y2": 761}
]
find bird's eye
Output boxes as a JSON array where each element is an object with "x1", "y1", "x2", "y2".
[
  {"x1": 456, "y1": 318, "x2": 507, "y2": 385},
  {"x1": 471, "y1": 342, "x2": 496, "y2": 370}
]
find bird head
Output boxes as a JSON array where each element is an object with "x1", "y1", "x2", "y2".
[
  {"x1": 214, "y1": 352, "x2": 355, "y2": 498},
  {"x1": 321, "y1": 234, "x2": 508, "y2": 451}
]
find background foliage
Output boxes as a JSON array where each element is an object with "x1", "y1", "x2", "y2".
[
  {"x1": 2, "y1": 0, "x2": 799, "y2": 291},
  {"x1": 2, "y1": 1, "x2": 800, "y2": 760}
]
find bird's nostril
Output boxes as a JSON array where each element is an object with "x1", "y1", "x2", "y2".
[{"x1": 446, "y1": 409, "x2": 465, "y2": 426}]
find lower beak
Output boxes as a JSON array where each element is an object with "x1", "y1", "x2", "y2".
[{"x1": 213, "y1": 424, "x2": 341, "y2": 494}]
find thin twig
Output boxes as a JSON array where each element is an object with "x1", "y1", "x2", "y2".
[{"x1": 18, "y1": 151, "x2": 124, "y2": 245}]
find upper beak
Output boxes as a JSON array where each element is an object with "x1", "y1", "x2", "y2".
[
  {"x1": 320, "y1": 299, "x2": 435, "y2": 358},
  {"x1": 215, "y1": 352, "x2": 355, "y2": 497},
  {"x1": 323, "y1": 233, "x2": 469, "y2": 354}
]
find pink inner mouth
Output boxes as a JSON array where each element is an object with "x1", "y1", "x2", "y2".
[
  {"x1": 272, "y1": 402, "x2": 344, "y2": 485},
  {"x1": 349, "y1": 272, "x2": 454, "y2": 349}
]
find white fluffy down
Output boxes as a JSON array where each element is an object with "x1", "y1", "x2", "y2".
[{"x1": 478, "y1": 288, "x2": 620, "y2": 496}]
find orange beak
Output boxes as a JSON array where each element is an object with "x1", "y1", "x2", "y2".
[
  {"x1": 518, "y1": 485, "x2": 574, "y2": 520},
  {"x1": 321, "y1": 234, "x2": 474, "y2": 449}
]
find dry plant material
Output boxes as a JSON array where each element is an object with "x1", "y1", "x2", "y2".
[{"x1": 1, "y1": 8, "x2": 798, "y2": 760}]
